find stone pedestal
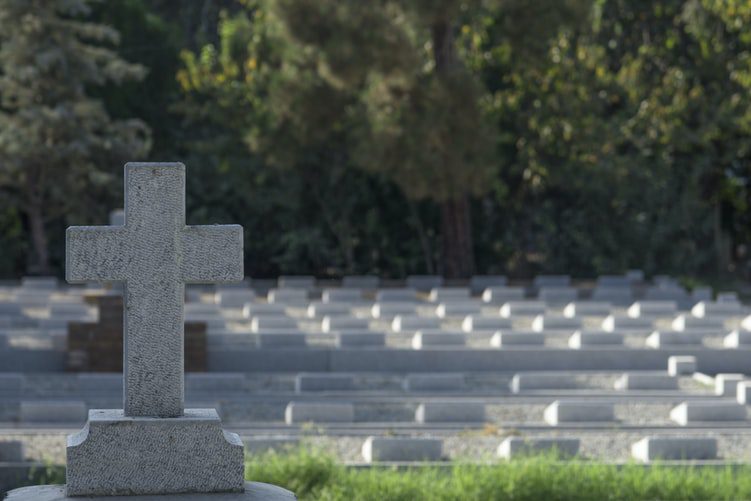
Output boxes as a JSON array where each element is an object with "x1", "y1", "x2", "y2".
[
  {"x1": 5, "y1": 482, "x2": 296, "y2": 500},
  {"x1": 66, "y1": 409, "x2": 244, "y2": 496}
]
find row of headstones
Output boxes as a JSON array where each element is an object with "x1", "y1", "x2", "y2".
[
  {"x1": 209, "y1": 328, "x2": 751, "y2": 350},
  {"x1": 0, "y1": 434, "x2": 719, "y2": 464}
]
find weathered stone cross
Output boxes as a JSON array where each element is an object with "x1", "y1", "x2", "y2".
[{"x1": 66, "y1": 163, "x2": 243, "y2": 417}]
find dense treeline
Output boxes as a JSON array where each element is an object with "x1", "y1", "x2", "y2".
[{"x1": 1, "y1": 0, "x2": 750, "y2": 280}]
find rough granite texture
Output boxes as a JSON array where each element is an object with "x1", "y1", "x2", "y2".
[
  {"x1": 66, "y1": 409, "x2": 245, "y2": 496},
  {"x1": 66, "y1": 163, "x2": 243, "y2": 418},
  {"x1": 5, "y1": 482, "x2": 296, "y2": 500}
]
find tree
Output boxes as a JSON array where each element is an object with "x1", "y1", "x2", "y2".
[{"x1": 0, "y1": 0, "x2": 151, "y2": 274}]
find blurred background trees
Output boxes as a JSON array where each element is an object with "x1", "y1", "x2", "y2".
[{"x1": 0, "y1": 0, "x2": 750, "y2": 282}]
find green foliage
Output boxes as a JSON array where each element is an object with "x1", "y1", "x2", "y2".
[
  {"x1": 245, "y1": 449, "x2": 751, "y2": 501},
  {"x1": 0, "y1": 0, "x2": 151, "y2": 274}
]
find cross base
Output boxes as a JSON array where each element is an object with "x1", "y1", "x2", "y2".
[
  {"x1": 5, "y1": 482, "x2": 296, "y2": 500},
  {"x1": 64, "y1": 409, "x2": 249, "y2": 497}
]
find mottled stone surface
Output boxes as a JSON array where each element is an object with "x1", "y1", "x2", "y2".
[
  {"x1": 66, "y1": 163, "x2": 243, "y2": 418},
  {"x1": 66, "y1": 409, "x2": 244, "y2": 496},
  {"x1": 6, "y1": 482, "x2": 296, "y2": 500}
]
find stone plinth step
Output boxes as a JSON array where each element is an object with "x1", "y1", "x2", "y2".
[
  {"x1": 335, "y1": 332, "x2": 386, "y2": 348},
  {"x1": 670, "y1": 401, "x2": 747, "y2": 425},
  {"x1": 631, "y1": 436, "x2": 717, "y2": 462},
  {"x1": 361, "y1": 436, "x2": 443, "y2": 462},
  {"x1": 461, "y1": 315, "x2": 512, "y2": 332},
  {"x1": 668, "y1": 356, "x2": 697, "y2": 376},
  {"x1": 403, "y1": 373, "x2": 465, "y2": 392},
  {"x1": 20, "y1": 401, "x2": 87, "y2": 424},
  {"x1": 497, "y1": 437, "x2": 580, "y2": 459},
  {"x1": 284, "y1": 402, "x2": 354, "y2": 424},
  {"x1": 544, "y1": 400, "x2": 615, "y2": 425},
  {"x1": 391, "y1": 315, "x2": 441, "y2": 333},
  {"x1": 510, "y1": 373, "x2": 577, "y2": 393},
  {"x1": 412, "y1": 331, "x2": 465, "y2": 349},
  {"x1": 490, "y1": 331, "x2": 545, "y2": 347},
  {"x1": 568, "y1": 331, "x2": 623, "y2": 348},
  {"x1": 715, "y1": 374, "x2": 746, "y2": 397},
  {"x1": 295, "y1": 373, "x2": 354, "y2": 392},
  {"x1": 415, "y1": 401, "x2": 485, "y2": 423},
  {"x1": 614, "y1": 373, "x2": 678, "y2": 391}
]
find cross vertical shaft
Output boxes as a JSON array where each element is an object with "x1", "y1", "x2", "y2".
[{"x1": 66, "y1": 163, "x2": 243, "y2": 417}]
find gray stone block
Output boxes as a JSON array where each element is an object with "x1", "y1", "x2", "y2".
[
  {"x1": 321, "y1": 288, "x2": 364, "y2": 303},
  {"x1": 267, "y1": 289, "x2": 308, "y2": 305},
  {"x1": 66, "y1": 409, "x2": 244, "y2": 497},
  {"x1": 715, "y1": 373, "x2": 745, "y2": 396},
  {"x1": 469, "y1": 275, "x2": 507, "y2": 295},
  {"x1": 531, "y1": 314, "x2": 581, "y2": 332},
  {"x1": 391, "y1": 315, "x2": 441, "y2": 332},
  {"x1": 497, "y1": 437, "x2": 580, "y2": 459},
  {"x1": 738, "y1": 381, "x2": 751, "y2": 405},
  {"x1": 341, "y1": 275, "x2": 379, "y2": 289},
  {"x1": 490, "y1": 331, "x2": 545, "y2": 347},
  {"x1": 0, "y1": 373, "x2": 24, "y2": 393},
  {"x1": 481, "y1": 286, "x2": 525, "y2": 304},
  {"x1": 614, "y1": 373, "x2": 678, "y2": 390},
  {"x1": 670, "y1": 401, "x2": 747, "y2": 425},
  {"x1": 214, "y1": 290, "x2": 256, "y2": 308},
  {"x1": 277, "y1": 275, "x2": 315, "y2": 290},
  {"x1": 284, "y1": 402, "x2": 354, "y2": 424},
  {"x1": 563, "y1": 302, "x2": 612, "y2": 318},
  {"x1": 321, "y1": 316, "x2": 369, "y2": 333},
  {"x1": 645, "y1": 330, "x2": 708, "y2": 348},
  {"x1": 538, "y1": 287, "x2": 577, "y2": 305},
  {"x1": 511, "y1": 373, "x2": 577, "y2": 393},
  {"x1": 434, "y1": 302, "x2": 481, "y2": 319},
  {"x1": 306, "y1": 302, "x2": 351, "y2": 318},
  {"x1": 406, "y1": 275, "x2": 443, "y2": 292},
  {"x1": 671, "y1": 314, "x2": 725, "y2": 331},
  {"x1": 544, "y1": 400, "x2": 615, "y2": 425},
  {"x1": 631, "y1": 437, "x2": 717, "y2": 462},
  {"x1": 251, "y1": 316, "x2": 297, "y2": 332},
  {"x1": 242, "y1": 303, "x2": 286, "y2": 318},
  {"x1": 627, "y1": 301, "x2": 677, "y2": 318},
  {"x1": 186, "y1": 373, "x2": 245, "y2": 391},
  {"x1": 411, "y1": 331, "x2": 465, "y2": 349},
  {"x1": 335, "y1": 332, "x2": 385, "y2": 348},
  {"x1": 361, "y1": 436, "x2": 442, "y2": 462},
  {"x1": 723, "y1": 330, "x2": 751, "y2": 348},
  {"x1": 0, "y1": 440, "x2": 24, "y2": 462},
  {"x1": 602, "y1": 315, "x2": 653, "y2": 332},
  {"x1": 668, "y1": 356, "x2": 696, "y2": 376},
  {"x1": 415, "y1": 401, "x2": 485, "y2": 423},
  {"x1": 257, "y1": 332, "x2": 307, "y2": 348},
  {"x1": 20, "y1": 401, "x2": 87, "y2": 424},
  {"x1": 6, "y1": 482, "x2": 295, "y2": 500},
  {"x1": 568, "y1": 331, "x2": 624, "y2": 348},
  {"x1": 461, "y1": 315, "x2": 512, "y2": 333},
  {"x1": 374, "y1": 289, "x2": 418, "y2": 303},
  {"x1": 692, "y1": 301, "x2": 744, "y2": 318},
  {"x1": 295, "y1": 374, "x2": 354, "y2": 392},
  {"x1": 428, "y1": 287, "x2": 469, "y2": 302},
  {"x1": 499, "y1": 301, "x2": 546, "y2": 318},
  {"x1": 370, "y1": 302, "x2": 417, "y2": 319},
  {"x1": 403, "y1": 373, "x2": 465, "y2": 392}
]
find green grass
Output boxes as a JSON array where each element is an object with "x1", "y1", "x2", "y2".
[{"x1": 246, "y1": 449, "x2": 751, "y2": 501}]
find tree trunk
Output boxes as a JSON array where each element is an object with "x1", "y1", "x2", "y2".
[
  {"x1": 432, "y1": 18, "x2": 475, "y2": 278},
  {"x1": 27, "y1": 199, "x2": 51, "y2": 275},
  {"x1": 441, "y1": 196, "x2": 474, "y2": 278}
]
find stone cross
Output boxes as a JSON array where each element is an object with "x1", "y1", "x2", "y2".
[{"x1": 66, "y1": 163, "x2": 243, "y2": 418}]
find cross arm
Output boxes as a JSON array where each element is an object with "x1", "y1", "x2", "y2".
[
  {"x1": 181, "y1": 225, "x2": 244, "y2": 283},
  {"x1": 66, "y1": 226, "x2": 129, "y2": 283}
]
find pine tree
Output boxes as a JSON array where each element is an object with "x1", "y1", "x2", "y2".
[{"x1": 0, "y1": 0, "x2": 151, "y2": 274}]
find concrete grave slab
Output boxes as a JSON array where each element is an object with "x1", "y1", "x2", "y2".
[
  {"x1": 563, "y1": 302, "x2": 612, "y2": 318},
  {"x1": 544, "y1": 401, "x2": 615, "y2": 425},
  {"x1": 497, "y1": 437, "x2": 579, "y2": 459},
  {"x1": 295, "y1": 373, "x2": 354, "y2": 392},
  {"x1": 403, "y1": 373, "x2": 465, "y2": 392},
  {"x1": 490, "y1": 331, "x2": 545, "y2": 347},
  {"x1": 668, "y1": 356, "x2": 697, "y2": 376},
  {"x1": 568, "y1": 331, "x2": 624, "y2": 348},
  {"x1": 670, "y1": 401, "x2": 747, "y2": 425},
  {"x1": 632, "y1": 436, "x2": 717, "y2": 462},
  {"x1": 391, "y1": 315, "x2": 441, "y2": 332},
  {"x1": 481, "y1": 286, "x2": 525, "y2": 304},
  {"x1": 499, "y1": 301, "x2": 546, "y2": 318},
  {"x1": 321, "y1": 316, "x2": 369, "y2": 333},
  {"x1": 415, "y1": 401, "x2": 485, "y2": 423},
  {"x1": 335, "y1": 332, "x2": 386, "y2": 348},
  {"x1": 284, "y1": 402, "x2": 354, "y2": 424},
  {"x1": 412, "y1": 331, "x2": 466, "y2": 349},
  {"x1": 461, "y1": 315, "x2": 512, "y2": 332},
  {"x1": 511, "y1": 373, "x2": 577, "y2": 393},
  {"x1": 614, "y1": 373, "x2": 678, "y2": 390},
  {"x1": 715, "y1": 374, "x2": 746, "y2": 397},
  {"x1": 362, "y1": 436, "x2": 442, "y2": 462}
]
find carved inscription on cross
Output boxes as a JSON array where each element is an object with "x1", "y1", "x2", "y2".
[{"x1": 66, "y1": 163, "x2": 243, "y2": 417}]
